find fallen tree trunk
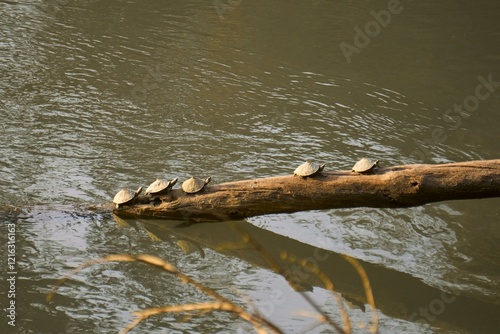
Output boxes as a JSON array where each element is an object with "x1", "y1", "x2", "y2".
[{"x1": 114, "y1": 159, "x2": 500, "y2": 221}]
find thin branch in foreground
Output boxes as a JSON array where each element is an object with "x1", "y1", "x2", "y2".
[
  {"x1": 47, "y1": 254, "x2": 283, "y2": 334},
  {"x1": 229, "y1": 225, "x2": 347, "y2": 334},
  {"x1": 342, "y1": 255, "x2": 378, "y2": 334},
  {"x1": 280, "y1": 251, "x2": 352, "y2": 334},
  {"x1": 122, "y1": 302, "x2": 267, "y2": 334}
]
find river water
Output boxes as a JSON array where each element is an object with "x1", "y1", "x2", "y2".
[{"x1": 1, "y1": 0, "x2": 499, "y2": 333}]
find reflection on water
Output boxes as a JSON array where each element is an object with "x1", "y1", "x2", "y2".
[
  {"x1": 251, "y1": 203, "x2": 500, "y2": 306},
  {"x1": 3, "y1": 209, "x2": 499, "y2": 333},
  {"x1": 1, "y1": 0, "x2": 499, "y2": 333}
]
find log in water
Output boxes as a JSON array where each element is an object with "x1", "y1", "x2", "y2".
[{"x1": 113, "y1": 159, "x2": 500, "y2": 221}]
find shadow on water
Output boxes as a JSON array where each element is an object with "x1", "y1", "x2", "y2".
[
  {"x1": 136, "y1": 217, "x2": 500, "y2": 333},
  {"x1": 1, "y1": 205, "x2": 499, "y2": 333}
]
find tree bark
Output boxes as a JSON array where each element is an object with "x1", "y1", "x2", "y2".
[{"x1": 114, "y1": 159, "x2": 500, "y2": 221}]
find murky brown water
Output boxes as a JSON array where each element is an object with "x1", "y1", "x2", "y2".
[{"x1": 1, "y1": 0, "x2": 500, "y2": 333}]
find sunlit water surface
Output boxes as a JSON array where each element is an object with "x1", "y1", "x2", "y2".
[{"x1": 1, "y1": 0, "x2": 500, "y2": 333}]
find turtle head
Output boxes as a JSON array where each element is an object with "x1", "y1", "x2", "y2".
[
  {"x1": 205, "y1": 177, "x2": 212, "y2": 185},
  {"x1": 135, "y1": 186, "x2": 143, "y2": 195}
]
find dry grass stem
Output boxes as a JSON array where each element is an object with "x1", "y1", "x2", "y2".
[
  {"x1": 48, "y1": 254, "x2": 283, "y2": 334},
  {"x1": 229, "y1": 225, "x2": 347, "y2": 334},
  {"x1": 121, "y1": 302, "x2": 268, "y2": 334},
  {"x1": 280, "y1": 251, "x2": 352, "y2": 334},
  {"x1": 47, "y1": 225, "x2": 378, "y2": 334},
  {"x1": 342, "y1": 255, "x2": 378, "y2": 333}
]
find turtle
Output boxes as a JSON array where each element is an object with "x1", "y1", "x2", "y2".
[
  {"x1": 113, "y1": 186, "x2": 142, "y2": 209},
  {"x1": 293, "y1": 160, "x2": 325, "y2": 178},
  {"x1": 352, "y1": 158, "x2": 379, "y2": 174},
  {"x1": 144, "y1": 178, "x2": 178, "y2": 196},
  {"x1": 182, "y1": 176, "x2": 211, "y2": 194}
]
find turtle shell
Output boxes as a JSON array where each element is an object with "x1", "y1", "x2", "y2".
[
  {"x1": 294, "y1": 161, "x2": 325, "y2": 177},
  {"x1": 113, "y1": 186, "x2": 142, "y2": 208},
  {"x1": 145, "y1": 178, "x2": 178, "y2": 195},
  {"x1": 182, "y1": 176, "x2": 211, "y2": 194},
  {"x1": 352, "y1": 158, "x2": 379, "y2": 173}
]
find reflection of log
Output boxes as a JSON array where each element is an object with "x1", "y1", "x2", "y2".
[
  {"x1": 114, "y1": 160, "x2": 500, "y2": 220},
  {"x1": 132, "y1": 218, "x2": 500, "y2": 333}
]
